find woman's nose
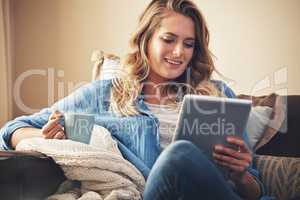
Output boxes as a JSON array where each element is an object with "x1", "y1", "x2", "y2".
[{"x1": 172, "y1": 43, "x2": 184, "y2": 57}]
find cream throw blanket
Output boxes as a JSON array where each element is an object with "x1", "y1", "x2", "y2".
[{"x1": 16, "y1": 125, "x2": 145, "y2": 200}]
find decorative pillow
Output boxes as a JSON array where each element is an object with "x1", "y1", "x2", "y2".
[
  {"x1": 90, "y1": 50, "x2": 121, "y2": 81},
  {"x1": 246, "y1": 106, "x2": 273, "y2": 149},
  {"x1": 238, "y1": 94, "x2": 287, "y2": 151},
  {"x1": 254, "y1": 95, "x2": 287, "y2": 151},
  {"x1": 255, "y1": 155, "x2": 300, "y2": 200},
  {"x1": 238, "y1": 93, "x2": 277, "y2": 107}
]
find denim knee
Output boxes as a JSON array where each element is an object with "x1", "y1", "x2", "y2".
[
  {"x1": 145, "y1": 141, "x2": 242, "y2": 200},
  {"x1": 161, "y1": 140, "x2": 210, "y2": 170},
  {"x1": 166, "y1": 140, "x2": 200, "y2": 155}
]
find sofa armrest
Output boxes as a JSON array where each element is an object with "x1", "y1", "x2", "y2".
[
  {"x1": 0, "y1": 150, "x2": 46, "y2": 158},
  {"x1": 255, "y1": 155, "x2": 300, "y2": 200},
  {"x1": 0, "y1": 150, "x2": 66, "y2": 199}
]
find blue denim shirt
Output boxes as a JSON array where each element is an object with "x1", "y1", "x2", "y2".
[{"x1": 0, "y1": 79, "x2": 269, "y2": 198}]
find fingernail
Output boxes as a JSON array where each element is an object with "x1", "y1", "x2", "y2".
[{"x1": 215, "y1": 145, "x2": 222, "y2": 150}]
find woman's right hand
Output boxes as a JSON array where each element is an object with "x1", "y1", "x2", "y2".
[{"x1": 42, "y1": 110, "x2": 66, "y2": 139}]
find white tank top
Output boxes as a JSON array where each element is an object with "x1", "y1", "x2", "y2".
[{"x1": 145, "y1": 102, "x2": 181, "y2": 149}]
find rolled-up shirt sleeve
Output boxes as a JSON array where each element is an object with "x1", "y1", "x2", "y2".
[
  {"x1": 0, "y1": 108, "x2": 52, "y2": 150},
  {"x1": 0, "y1": 82, "x2": 99, "y2": 150}
]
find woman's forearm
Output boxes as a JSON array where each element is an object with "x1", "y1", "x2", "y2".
[{"x1": 10, "y1": 127, "x2": 42, "y2": 149}]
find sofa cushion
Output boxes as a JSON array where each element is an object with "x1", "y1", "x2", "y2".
[
  {"x1": 238, "y1": 94, "x2": 288, "y2": 152},
  {"x1": 256, "y1": 95, "x2": 300, "y2": 157},
  {"x1": 255, "y1": 155, "x2": 300, "y2": 200},
  {"x1": 246, "y1": 106, "x2": 273, "y2": 149},
  {"x1": 90, "y1": 50, "x2": 120, "y2": 81}
]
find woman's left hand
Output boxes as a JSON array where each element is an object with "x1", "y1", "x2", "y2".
[{"x1": 212, "y1": 136, "x2": 252, "y2": 182}]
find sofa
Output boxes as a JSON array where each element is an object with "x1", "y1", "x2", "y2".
[
  {"x1": 239, "y1": 94, "x2": 300, "y2": 200},
  {"x1": 0, "y1": 52, "x2": 299, "y2": 200}
]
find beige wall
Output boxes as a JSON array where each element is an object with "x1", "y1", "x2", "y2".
[
  {"x1": 0, "y1": 0, "x2": 13, "y2": 126},
  {"x1": 11, "y1": 0, "x2": 300, "y2": 117},
  {"x1": 197, "y1": 0, "x2": 300, "y2": 96},
  {"x1": 0, "y1": 0, "x2": 9, "y2": 125}
]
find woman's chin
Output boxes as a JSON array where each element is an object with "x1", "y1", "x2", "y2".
[{"x1": 161, "y1": 72, "x2": 185, "y2": 81}]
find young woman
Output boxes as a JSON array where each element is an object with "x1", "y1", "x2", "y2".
[{"x1": 0, "y1": 0, "x2": 271, "y2": 199}]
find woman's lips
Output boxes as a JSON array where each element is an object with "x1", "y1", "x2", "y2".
[{"x1": 164, "y1": 58, "x2": 183, "y2": 66}]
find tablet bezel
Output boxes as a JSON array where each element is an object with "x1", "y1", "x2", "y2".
[{"x1": 172, "y1": 94, "x2": 252, "y2": 155}]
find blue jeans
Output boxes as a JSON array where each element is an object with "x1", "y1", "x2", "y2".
[{"x1": 143, "y1": 140, "x2": 243, "y2": 200}]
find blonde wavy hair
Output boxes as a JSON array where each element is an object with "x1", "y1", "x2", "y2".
[{"x1": 110, "y1": 0, "x2": 221, "y2": 116}]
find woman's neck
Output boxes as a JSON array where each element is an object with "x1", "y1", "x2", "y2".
[
  {"x1": 143, "y1": 84, "x2": 162, "y2": 104},
  {"x1": 143, "y1": 79, "x2": 175, "y2": 105}
]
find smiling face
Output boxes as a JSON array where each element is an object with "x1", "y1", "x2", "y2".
[{"x1": 146, "y1": 11, "x2": 195, "y2": 84}]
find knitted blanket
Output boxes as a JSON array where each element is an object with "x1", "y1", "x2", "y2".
[{"x1": 16, "y1": 125, "x2": 145, "y2": 200}]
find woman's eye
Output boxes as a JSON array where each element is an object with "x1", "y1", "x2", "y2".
[
  {"x1": 161, "y1": 37, "x2": 175, "y2": 44},
  {"x1": 184, "y1": 42, "x2": 195, "y2": 48}
]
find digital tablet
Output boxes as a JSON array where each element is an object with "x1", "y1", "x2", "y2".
[{"x1": 172, "y1": 95, "x2": 252, "y2": 161}]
